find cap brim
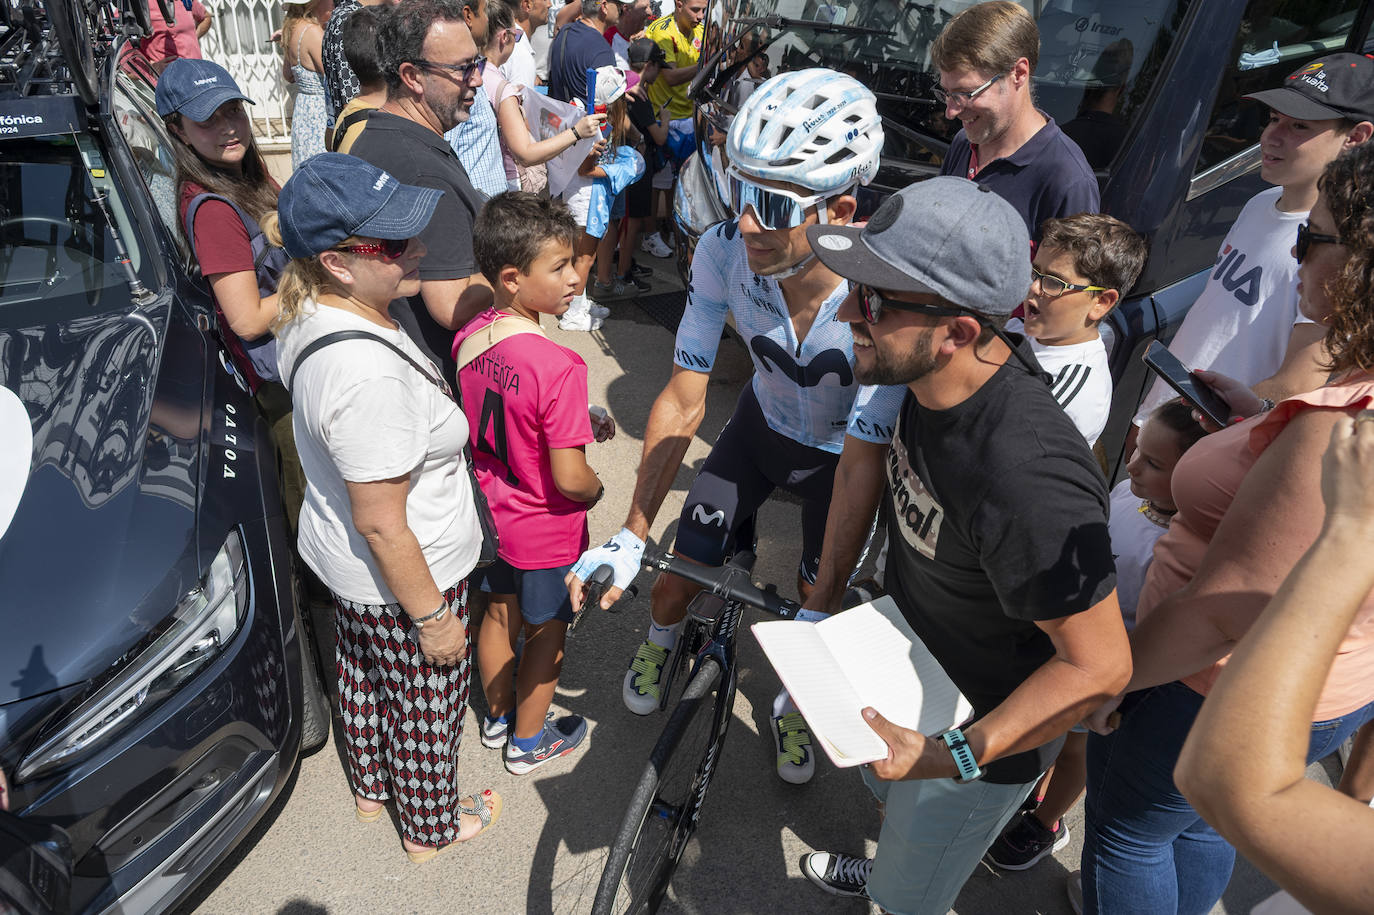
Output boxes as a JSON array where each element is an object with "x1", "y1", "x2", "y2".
[
  {"x1": 355, "y1": 183, "x2": 443, "y2": 241},
  {"x1": 178, "y1": 88, "x2": 256, "y2": 123},
  {"x1": 1243, "y1": 87, "x2": 1344, "y2": 121},
  {"x1": 807, "y1": 224, "x2": 940, "y2": 296}
]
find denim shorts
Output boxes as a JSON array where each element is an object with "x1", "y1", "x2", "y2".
[{"x1": 473, "y1": 558, "x2": 576, "y2": 625}]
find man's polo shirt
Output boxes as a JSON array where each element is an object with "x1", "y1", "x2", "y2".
[
  {"x1": 349, "y1": 111, "x2": 483, "y2": 380},
  {"x1": 940, "y1": 114, "x2": 1100, "y2": 241}
]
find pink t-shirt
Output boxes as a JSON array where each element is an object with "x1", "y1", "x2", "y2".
[
  {"x1": 1137, "y1": 372, "x2": 1374, "y2": 719},
  {"x1": 453, "y1": 310, "x2": 593, "y2": 568},
  {"x1": 142, "y1": 0, "x2": 207, "y2": 63}
]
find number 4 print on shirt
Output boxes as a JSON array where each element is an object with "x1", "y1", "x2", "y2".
[{"x1": 476, "y1": 388, "x2": 519, "y2": 486}]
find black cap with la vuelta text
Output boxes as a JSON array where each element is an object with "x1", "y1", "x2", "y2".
[{"x1": 1245, "y1": 53, "x2": 1374, "y2": 123}]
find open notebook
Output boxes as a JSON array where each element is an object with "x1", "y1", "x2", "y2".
[{"x1": 752, "y1": 597, "x2": 972, "y2": 768}]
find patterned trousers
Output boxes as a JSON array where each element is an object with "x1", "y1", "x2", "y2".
[{"x1": 334, "y1": 580, "x2": 472, "y2": 847}]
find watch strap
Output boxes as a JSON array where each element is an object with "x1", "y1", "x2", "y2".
[{"x1": 940, "y1": 728, "x2": 982, "y2": 783}]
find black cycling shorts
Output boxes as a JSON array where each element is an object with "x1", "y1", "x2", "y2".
[{"x1": 673, "y1": 383, "x2": 840, "y2": 584}]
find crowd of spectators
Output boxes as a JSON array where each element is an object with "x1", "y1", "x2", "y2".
[{"x1": 125, "y1": 0, "x2": 1374, "y2": 911}]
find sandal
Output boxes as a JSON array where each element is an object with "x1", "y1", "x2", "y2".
[
  {"x1": 404, "y1": 789, "x2": 503, "y2": 863},
  {"x1": 355, "y1": 799, "x2": 385, "y2": 824}
]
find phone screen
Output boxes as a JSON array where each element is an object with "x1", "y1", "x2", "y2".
[{"x1": 1142, "y1": 341, "x2": 1232, "y2": 427}]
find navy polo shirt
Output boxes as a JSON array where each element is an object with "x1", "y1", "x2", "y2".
[
  {"x1": 940, "y1": 114, "x2": 1100, "y2": 241},
  {"x1": 547, "y1": 21, "x2": 615, "y2": 104}
]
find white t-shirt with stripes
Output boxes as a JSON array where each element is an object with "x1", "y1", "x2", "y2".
[{"x1": 1009, "y1": 319, "x2": 1113, "y2": 446}]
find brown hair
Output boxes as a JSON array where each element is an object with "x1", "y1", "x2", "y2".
[
  {"x1": 1039, "y1": 213, "x2": 1148, "y2": 299},
  {"x1": 473, "y1": 191, "x2": 577, "y2": 283},
  {"x1": 163, "y1": 111, "x2": 280, "y2": 237},
  {"x1": 1149, "y1": 398, "x2": 1207, "y2": 454},
  {"x1": 931, "y1": 0, "x2": 1039, "y2": 76},
  {"x1": 1318, "y1": 144, "x2": 1374, "y2": 375}
]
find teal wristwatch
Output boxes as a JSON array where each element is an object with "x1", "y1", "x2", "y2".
[{"x1": 940, "y1": 728, "x2": 983, "y2": 783}]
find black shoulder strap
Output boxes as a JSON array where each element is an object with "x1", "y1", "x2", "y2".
[
  {"x1": 330, "y1": 108, "x2": 372, "y2": 152},
  {"x1": 287, "y1": 329, "x2": 454, "y2": 402}
]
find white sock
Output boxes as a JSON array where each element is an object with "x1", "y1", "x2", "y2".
[
  {"x1": 647, "y1": 616, "x2": 684, "y2": 651},
  {"x1": 773, "y1": 689, "x2": 797, "y2": 718}
]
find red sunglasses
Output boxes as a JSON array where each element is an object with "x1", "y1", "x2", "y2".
[{"x1": 333, "y1": 237, "x2": 410, "y2": 260}]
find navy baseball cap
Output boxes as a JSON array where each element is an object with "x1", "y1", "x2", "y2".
[
  {"x1": 155, "y1": 58, "x2": 255, "y2": 121},
  {"x1": 1245, "y1": 53, "x2": 1374, "y2": 123},
  {"x1": 807, "y1": 176, "x2": 1031, "y2": 317},
  {"x1": 277, "y1": 153, "x2": 443, "y2": 259}
]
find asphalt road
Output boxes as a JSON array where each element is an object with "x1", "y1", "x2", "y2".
[{"x1": 177, "y1": 260, "x2": 1306, "y2": 915}]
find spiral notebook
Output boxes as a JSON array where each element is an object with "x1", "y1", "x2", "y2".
[{"x1": 752, "y1": 596, "x2": 972, "y2": 768}]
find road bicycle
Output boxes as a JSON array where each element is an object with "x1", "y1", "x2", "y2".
[{"x1": 587, "y1": 547, "x2": 802, "y2": 915}]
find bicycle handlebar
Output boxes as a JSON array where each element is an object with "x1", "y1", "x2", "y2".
[{"x1": 641, "y1": 548, "x2": 802, "y2": 620}]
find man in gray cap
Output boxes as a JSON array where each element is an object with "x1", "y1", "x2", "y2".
[{"x1": 795, "y1": 177, "x2": 1131, "y2": 914}]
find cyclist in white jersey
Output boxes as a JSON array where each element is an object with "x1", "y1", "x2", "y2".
[{"x1": 567, "y1": 69, "x2": 902, "y2": 784}]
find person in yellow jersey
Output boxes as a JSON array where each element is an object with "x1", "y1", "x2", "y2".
[{"x1": 645, "y1": 0, "x2": 706, "y2": 120}]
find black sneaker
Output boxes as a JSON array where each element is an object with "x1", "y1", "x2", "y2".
[
  {"x1": 619, "y1": 271, "x2": 652, "y2": 292},
  {"x1": 800, "y1": 852, "x2": 870, "y2": 897},
  {"x1": 984, "y1": 812, "x2": 1070, "y2": 871},
  {"x1": 629, "y1": 260, "x2": 653, "y2": 278}
]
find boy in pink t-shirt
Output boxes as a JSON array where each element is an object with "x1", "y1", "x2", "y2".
[{"x1": 454, "y1": 192, "x2": 614, "y2": 775}]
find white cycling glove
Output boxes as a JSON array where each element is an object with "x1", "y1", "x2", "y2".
[
  {"x1": 794, "y1": 608, "x2": 831, "y2": 624},
  {"x1": 570, "y1": 526, "x2": 645, "y2": 593}
]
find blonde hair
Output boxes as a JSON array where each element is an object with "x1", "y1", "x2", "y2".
[{"x1": 262, "y1": 212, "x2": 354, "y2": 331}]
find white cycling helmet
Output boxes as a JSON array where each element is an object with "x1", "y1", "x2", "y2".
[{"x1": 726, "y1": 68, "x2": 883, "y2": 195}]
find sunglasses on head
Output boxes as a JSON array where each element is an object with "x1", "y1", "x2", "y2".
[
  {"x1": 1296, "y1": 221, "x2": 1343, "y2": 264},
  {"x1": 334, "y1": 237, "x2": 410, "y2": 260},
  {"x1": 725, "y1": 167, "x2": 829, "y2": 231}
]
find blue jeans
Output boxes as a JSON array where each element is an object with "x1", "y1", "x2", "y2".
[{"x1": 1082, "y1": 681, "x2": 1374, "y2": 915}]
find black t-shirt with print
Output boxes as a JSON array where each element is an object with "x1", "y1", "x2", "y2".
[{"x1": 884, "y1": 337, "x2": 1116, "y2": 784}]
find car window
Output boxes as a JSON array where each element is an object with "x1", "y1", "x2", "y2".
[
  {"x1": 1193, "y1": 0, "x2": 1364, "y2": 178},
  {"x1": 700, "y1": 0, "x2": 1192, "y2": 174},
  {"x1": 112, "y1": 74, "x2": 185, "y2": 252}
]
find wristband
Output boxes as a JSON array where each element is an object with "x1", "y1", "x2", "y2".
[
  {"x1": 939, "y1": 727, "x2": 982, "y2": 783},
  {"x1": 569, "y1": 125, "x2": 581, "y2": 141},
  {"x1": 412, "y1": 599, "x2": 449, "y2": 630}
]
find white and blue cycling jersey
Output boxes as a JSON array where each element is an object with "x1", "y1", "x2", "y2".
[{"x1": 674, "y1": 219, "x2": 904, "y2": 454}]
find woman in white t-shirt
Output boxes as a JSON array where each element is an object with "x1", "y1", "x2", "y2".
[{"x1": 269, "y1": 153, "x2": 501, "y2": 863}]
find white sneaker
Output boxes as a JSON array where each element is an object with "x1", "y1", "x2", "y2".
[
  {"x1": 587, "y1": 298, "x2": 611, "y2": 318},
  {"x1": 559, "y1": 296, "x2": 603, "y2": 331},
  {"x1": 641, "y1": 233, "x2": 673, "y2": 258}
]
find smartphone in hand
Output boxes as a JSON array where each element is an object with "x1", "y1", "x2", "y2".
[{"x1": 1143, "y1": 340, "x2": 1232, "y2": 428}]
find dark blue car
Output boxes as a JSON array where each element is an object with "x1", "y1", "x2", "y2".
[
  {"x1": 675, "y1": 0, "x2": 1374, "y2": 476},
  {"x1": 0, "y1": 1, "x2": 328, "y2": 911}
]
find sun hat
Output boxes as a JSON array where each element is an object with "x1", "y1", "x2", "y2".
[
  {"x1": 155, "y1": 58, "x2": 255, "y2": 121},
  {"x1": 590, "y1": 65, "x2": 627, "y2": 107},
  {"x1": 807, "y1": 176, "x2": 1031, "y2": 317},
  {"x1": 277, "y1": 153, "x2": 442, "y2": 259}
]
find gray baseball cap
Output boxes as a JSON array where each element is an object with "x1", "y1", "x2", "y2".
[{"x1": 807, "y1": 176, "x2": 1031, "y2": 317}]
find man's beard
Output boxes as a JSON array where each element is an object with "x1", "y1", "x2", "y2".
[
  {"x1": 854, "y1": 325, "x2": 939, "y2": 386},
  {"x1": 432, "y1": 92, "x2": 471, "y2": 133}
]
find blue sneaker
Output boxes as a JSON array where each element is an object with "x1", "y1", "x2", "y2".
[{"x1": 504, "y1": 714, "x2": 588, "y2": 775}]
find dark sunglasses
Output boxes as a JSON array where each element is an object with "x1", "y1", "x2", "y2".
[
  {"x1": 1296, "y1": 221, "x2": 1343, "y2": 264},
  {"x1": 854, "y1": 284, "x2": 1053, "y2": 386},
  {"x1": 334, "y1": 237, "x2": 410, "y2": 260},
  {"x1": 411, "y1": 55, "x2": 486, "y2": 82}
]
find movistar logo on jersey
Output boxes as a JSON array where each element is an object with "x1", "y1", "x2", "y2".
[
  {"x1": 691, "y1": 504, "x2": 726, "y2": 527},
  {"x1": 750, "y1": 337, "x2": 853, "y2": 388}
]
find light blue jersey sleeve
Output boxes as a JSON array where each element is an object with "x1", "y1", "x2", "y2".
[
  {"x1": 845, "y1": 383, "x2": 904, "y2": 444},
  {"x1": 672, "y1": 223, "x2": 733, "y2": 373}
]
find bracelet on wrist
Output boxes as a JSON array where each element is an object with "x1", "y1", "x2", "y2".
[
  {"x1": 1258, "y1": 397, "x2": 1276, "y2": 413},
  {"x1": 412, "y1": 598, "x2": 450, "y2": 630}
]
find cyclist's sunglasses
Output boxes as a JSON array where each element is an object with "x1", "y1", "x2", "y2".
[
  {"x1": 334, "y1": 237, "x2": 410, "y2": 260},
  {"x1": 854, "y1": 284, "x2": 1053, "y2": 385},
  {"x1": 725, "y1": 168, "x2": 828, "y2": 231},
  {"x1": 1296, "y1": 221, "x2": 1343, "y2": 264}
]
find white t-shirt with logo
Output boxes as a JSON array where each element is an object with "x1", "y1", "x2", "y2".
[
  {"x1": 1009, "y1": 320, "x2": 1113, "y2": 447},
  {"x1": 277, "y1": 302, "x2": 482, "y2": 605},
  {"x1": 1135, "y1": 185, "x2": 1311, "y2": 424}
]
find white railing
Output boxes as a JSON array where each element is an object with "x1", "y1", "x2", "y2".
[{"x1": 200, "y1": 0, "x2": 291, "y2": 143}]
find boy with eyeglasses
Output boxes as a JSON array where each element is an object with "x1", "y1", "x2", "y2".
[
  {"x1": 1134, "y1": 53, "x2": 1374, "y2": 427},
  {"x1": 1011, "y1": 213, "x2": 1147, "y2": 446}
]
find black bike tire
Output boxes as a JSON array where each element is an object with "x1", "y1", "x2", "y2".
[
  {"x1": 592, "y1": 656, "x2": 724, "y2": 915},
  {"x1": 43, "y1": 0, "x2": 99, "y2": 106},
  {"x1": 128, "y1": 0, "x2": 153, "y2": 38}
]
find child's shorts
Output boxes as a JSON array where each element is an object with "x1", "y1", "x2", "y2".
[{"x1": 474, "y1": 558, "x2": 576, "y2": 625}]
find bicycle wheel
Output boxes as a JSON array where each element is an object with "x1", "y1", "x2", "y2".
[
  {"x1": 593, "y1": 655, "x2": 727, "y2": 915},
  {"x1": 42, "y1": 0, "x2": 98, "y2": 106}
]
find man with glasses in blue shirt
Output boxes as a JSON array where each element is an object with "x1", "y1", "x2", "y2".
[
  {"x1": 567, "y1": 69, "x2": 904, "y2": 786},
  {"x1": 350, "y1": 0, "x2": 494, "y2": 382},
  {"x1": 932, "y1": 1, "x2": 1099, "y2": 242}
]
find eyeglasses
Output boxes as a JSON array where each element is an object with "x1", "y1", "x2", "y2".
[
  {"x1": 1296, "y1": 221, "x2": 1344, "y2": 264},
  {"x1": 933, "y1": 72, "x2": 1003, "y2": 107},
  {"x1": 1029, "y1": 267, "x2": 1107, "y2": 298},
  {"x1": 411, "y1": 55, "x2": 486, "y2": 83},
  {"x1": 855, "y1": 284, "x2": 1054, "y2": 385},
  {"x1": 333, "y1": 237, "x2": 411, "y2": 260},
  {"x1": 726, "y1": 167, "x2": 828, "y2": 231},
  {"x1": 856, "y1": 284, "x2": 965, "y2": 325}
]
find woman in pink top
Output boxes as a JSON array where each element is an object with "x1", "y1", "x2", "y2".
[
  {"x1": 1080, "y1": 143, "x2": 1374, "y2": 915},
  {"x1": 141, "y1": 0, "x2": 210, "y2": 73}
]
